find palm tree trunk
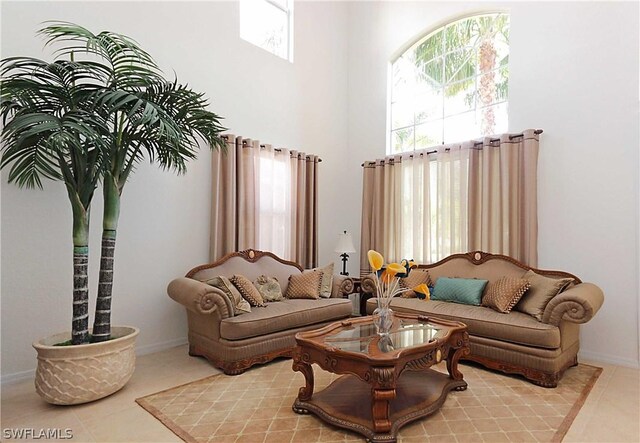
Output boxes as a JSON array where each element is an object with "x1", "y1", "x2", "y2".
[
  {"x1": 69, "y1": 190, "x2": 90, "y2": 345},
  {"x1": 92, "y1": 173, "x2": 120, "y2": 342},
  {"x1": 72, "y1": 246, "x2": 90, "y2": 344},
  {"x1": 479, "y1": 38, "x2": 497, "y2": 135}
]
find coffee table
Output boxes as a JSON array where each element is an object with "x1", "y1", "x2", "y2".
[{"x1": 291, "y1": 313, "x2": 469, "y2": 442}]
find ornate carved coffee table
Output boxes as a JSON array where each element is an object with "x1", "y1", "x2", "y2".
[{"x1": 292, "y1": 313, "x2": 469, "y2": 442}]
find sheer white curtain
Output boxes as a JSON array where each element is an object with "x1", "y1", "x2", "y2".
[
  {"x1": 255, "y1": 145, "x2": 292, "y2": 259},
  {"x1": 398, "y1": 143, "x2": 470, "y2": 263}
]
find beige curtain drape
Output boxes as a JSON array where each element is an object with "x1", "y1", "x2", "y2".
[
  {"x1": 210, "y1": 135, "x2": 258, "y2": 261},
  {"x1": 468, "y1": 129, "x2": 539, "y2": 265},
  {"x1": 210, "y1": 134, "x2": 319, "y2": 267},
  {"x1": 290, "y1": 151, "x2": 319, "y2": 268},
  {"x1": 360, "y1": 130, "x2": 539, "y2": 274}
]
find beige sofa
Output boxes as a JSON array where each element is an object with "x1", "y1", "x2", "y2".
[
  {"x1": 362, "y1": 251, "x2": 604, "y2": 387},
  {"x1": 168, "y1": 249, "x2": 354, "y2": 374}
]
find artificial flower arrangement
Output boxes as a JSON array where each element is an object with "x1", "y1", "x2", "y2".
[
  {"x1": 367, "y1": 250, "x2": 431, "y2": 308},
  {"x1": 367, "y1": 250, "x2": 430, "y2": 335}
]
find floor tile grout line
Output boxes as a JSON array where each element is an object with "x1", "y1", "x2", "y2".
[{"x1": 70, "y1": 410, "x2": 98, "y2": 443}]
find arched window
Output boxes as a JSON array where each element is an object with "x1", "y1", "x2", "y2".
[{"x1": 389, "y1": 13, "x2": 509, "y2": 154}]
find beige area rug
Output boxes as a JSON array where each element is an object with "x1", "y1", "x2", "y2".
[{"x1": 136, "y1": 358, "x2": 601, "y2": 443}]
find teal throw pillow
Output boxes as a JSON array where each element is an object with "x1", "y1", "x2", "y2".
[{"x1": 432, "y1": 277, "x2": 488, "y2": 306}]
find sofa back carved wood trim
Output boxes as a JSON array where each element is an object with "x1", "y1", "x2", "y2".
[
  {"x1": 186, "y1": 249, "x2": 304, "y2": 278},
  {"x1": 416, "y1": 251, "x2": 582, "y2": 284}
]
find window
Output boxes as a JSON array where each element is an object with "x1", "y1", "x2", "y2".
[
  {"x1": 240, "y1": 0, "x2": 293, "y2": 61},
  {"x1": 389, "y1": 13, "x2": 509, "y2": 154},
  {"x1": 256, "y1": 152, "x2": 291, "y2": 258}
]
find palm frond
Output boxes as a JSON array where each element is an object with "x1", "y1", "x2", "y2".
[
  {"x1": 38, "y1": 21, "x2": 163, "y2": 89},
  {"x1": 88, "y1": 80, "x2": 225, "y2": 183},
  {"x1": 3, "y1": 22, "x2": 225, "y2": 195}
]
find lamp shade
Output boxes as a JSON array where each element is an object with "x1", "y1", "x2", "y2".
[{"x1": 334, "y1": 231, "x2": 356, "y2": 253}]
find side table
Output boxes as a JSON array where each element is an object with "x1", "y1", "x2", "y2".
[{"x1": 342, "y1": 276, "x2": 363, "y2": 316}]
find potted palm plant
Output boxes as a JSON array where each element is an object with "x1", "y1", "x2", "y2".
[{"x1": 0, "y1": 22, "x2": 225, "y2": 404}]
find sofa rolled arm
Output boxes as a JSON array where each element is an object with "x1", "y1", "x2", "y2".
[
  {"x1": 542, "y1": 282, "x2": 604, "y2": 326},
  {"x1": 167, "y1": 277, "x2": 232, "y2": 318},
  {"x1": 331, "y1": 275, "x2": 354, "y2": 298},
  {"x1": 361, "y1": 273, "x2": 377, "y2": 295}
]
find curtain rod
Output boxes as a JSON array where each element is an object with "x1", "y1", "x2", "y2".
[
  {"x1": 360, "y1": 129, "x2": 543, "y2": 167},
  {"x1": 220, "y1": 135, "x2": 322, "y2": 162}
]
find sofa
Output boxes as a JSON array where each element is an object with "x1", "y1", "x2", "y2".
[
  {"x1": 168, "y1": 249, "x2": 354, "y2": 375},
  {"x1": 362, "y1": 251, "x2": 604, "y2": 387}
]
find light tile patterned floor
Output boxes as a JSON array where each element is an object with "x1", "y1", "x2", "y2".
[
  {"x1": 136, "y1": 358, "x2": 600, "y2": 443},
  {"x1": 2, "y1": 345, "x2": 638, "y2": 442}
]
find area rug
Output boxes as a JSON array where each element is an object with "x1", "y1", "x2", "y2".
[{"x1": 136, "y1": 359, "x2": 601, "y2": 443}]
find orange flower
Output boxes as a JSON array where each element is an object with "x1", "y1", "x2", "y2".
[
  {"x1": 367, "y1": 250, "x2": 384, "y2": 271},
  {"x1": 380, "y1": 269, "x2": 393, "y2": 284},
  {"x1": 414, "y1": 284, "x2": 430, "y2": 300},
  {"x1": 386, "y1": 262, "x2": 405, "y2": 276}
]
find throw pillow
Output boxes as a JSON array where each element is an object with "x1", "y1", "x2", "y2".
[
  {"x1": 230, "y1": 275, "x2": 266, "y2": 307},
  {"x1": 253, "y1": 275, "x2": 284, "y2": 302},
  {"x1": 285, "y1": 271, "x2": 322, "y2": 300},
  {"x1": 203, "y1": 276, "x2": 251, "y2": 315},
  {"x1": 309, "y1": 263, "x2": 334, "y2": 298},
  {"x1": 514, "y1": 270, "x2": 574, "y2": 321},
  {"x1": 482, "y1": 276, "x2": 531, "y2": 314},
  {"x1": 431, "y1": 277, "x2": 488, "y2": 306},
  {"x1": 399, "y1": 269, "x2": 433, "y2": 298}
]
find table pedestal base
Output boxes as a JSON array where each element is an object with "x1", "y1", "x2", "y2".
[{"x1": 293, "y1": 369, "x2": 466, "y2": 442}]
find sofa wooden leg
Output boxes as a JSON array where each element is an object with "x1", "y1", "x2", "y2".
[{"x1": 532, "y1": 377, "x2": 559, "y2": 388}]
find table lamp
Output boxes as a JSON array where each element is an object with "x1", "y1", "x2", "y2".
[{"x1": 334, "y1": 231, "x2": 356, "y2": 276}]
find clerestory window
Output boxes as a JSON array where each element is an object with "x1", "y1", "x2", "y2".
[{"x1": 240, "y1": 0, "x2": 293, "y2": 62}]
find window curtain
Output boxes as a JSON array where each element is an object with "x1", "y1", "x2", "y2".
[
  {"x1": 210, "y1": 135, "x2": 319, "y2": 267},
  {"x1": 290, "y1": 150, "x2": 319, "y2": 268},
  {"x1": 360, "y1": 129, "x2": 539, "y2": 275},
  {"x1": 468, "y1": 130, "x2": 539, "y2": 265},
  {"x1": 210, "y1": 135, "x2": 257, "y2": 261}
]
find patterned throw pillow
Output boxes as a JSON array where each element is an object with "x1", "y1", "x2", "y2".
[
  {"x1": 230, "y1": 275, "x2": 266, "y2": 307},
  {"x1": 482, "y1": 276, "x2": 531, "y2": 314},
  {"x1": 253, "y1": 275, "x2": 284, "y2": 302},
  {"x1": 285, "y1": 271, "x2": 322, "y2": 300},
  {"x1": 399, "y1": 269, "x2": 433, "y2": 298},
  {"x1": 202, "y1": 276, "x2": 251, "y2": 315},
  {"x1": 312, "y1": 263, "x2": 334, "y2": 298},
  {"x1": 514, "y1": 270, "x2": 574, "y2": 321}
]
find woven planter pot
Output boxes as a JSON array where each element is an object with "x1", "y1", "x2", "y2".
[{"x1": 33, "y1": 326, "x2": 139, "y2": 405}]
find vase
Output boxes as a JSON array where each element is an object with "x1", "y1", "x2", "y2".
[{"x1": 373, "y1": 305, "x2": 394, "y2": 335}]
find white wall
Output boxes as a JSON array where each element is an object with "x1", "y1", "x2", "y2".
[
  {"x1": 346, "y1": 1, "x2": 640, "y2": 367},
  {"x1": 1, "y1": 1, "x2": 350, "y2": 379}
]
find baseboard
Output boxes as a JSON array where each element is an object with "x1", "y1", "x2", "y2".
[
  {"x1": 1, "y1": 368, "x2": 36, "y2": 385},
  {"x1": 135, "y1": 337, "x2": 188, "y2": 356},
  {"x1": 578, "y1": 350, "x2": 640, "y2": 369},
  {"x1": 1, "y1": 337, "x2": 189, "y2": 385}
]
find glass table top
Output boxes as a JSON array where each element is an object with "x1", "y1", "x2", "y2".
[{"x1": 323, "y1": 318, "x2": 446, "y2": 355}]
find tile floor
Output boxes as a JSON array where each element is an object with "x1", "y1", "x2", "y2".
[{"x1": 1, "y1": 345, "x2": 639, "y2": 442}]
